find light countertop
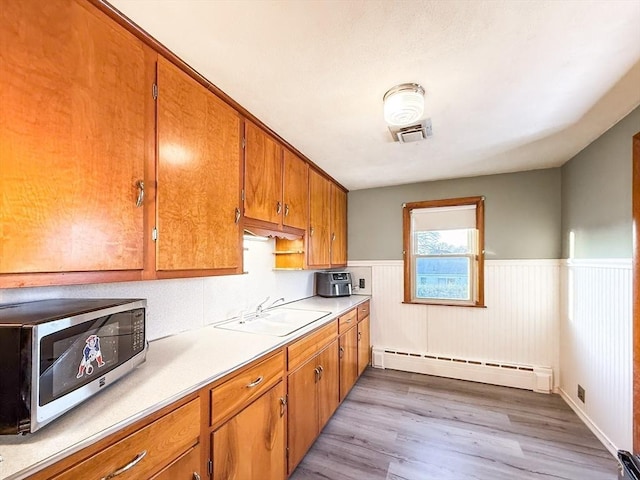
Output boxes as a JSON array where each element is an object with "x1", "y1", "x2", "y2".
[{"x1": 0, "y1": 295, "x2": 370, "y2": 480}]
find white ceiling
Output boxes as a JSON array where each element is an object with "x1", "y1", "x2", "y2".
[{"x1": 109, "y1": 0, "x2": 640, "y2": 191}]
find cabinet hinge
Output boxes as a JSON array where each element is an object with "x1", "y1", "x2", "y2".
[
  {"x1": 207, "y1": 459, "x2": 213, "y2": 476},
  {"x1": 242, "y1": 137, "x2": 246, "y2": 149},
  {"x1": 241, "y1": 189, "x2": 245, "y2": 202},
  {"x1": 152, "y1": 83, "x2": 158, "y2": 100},
  {"x1": 152, "y1": 227, "x2": 158, "y2": 241}
]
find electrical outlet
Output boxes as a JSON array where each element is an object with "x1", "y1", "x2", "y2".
[
  {"x1": 577, "y1": 384, "x2": 585, "y2": 403},
  {"x1": 359, "y1": 278, "x2": 365, "y2": 289}
]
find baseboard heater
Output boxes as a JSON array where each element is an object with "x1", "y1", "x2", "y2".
[{"x1": 371, "y1": 347, "x2": 553, "y2": 394}]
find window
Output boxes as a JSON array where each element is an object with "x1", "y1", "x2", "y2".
[{"x1": 403, "y1": 196, "x2": 485, "y2": 306}]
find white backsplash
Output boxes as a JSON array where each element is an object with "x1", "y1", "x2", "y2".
[
  {"x1": 346, "y1": 265, "x2": 372, "y2": 295},
  {"x1": 0, "y1": 238, "x2": 316, "y2": 341}
]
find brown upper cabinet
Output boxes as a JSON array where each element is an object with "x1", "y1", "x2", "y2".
[
  {"x1": 308, "y1": 170, "x2": 347, "y2": 268},
  {"x1": 282, "y1": 149, "x2": 309, "y2": 231},
  {"x1": 155, "y1": 56, "x2": 242, "y2": 275},
  {"x1": 0, "y1": 0, "x2": 151, "y2": 285},
  {"x1": 244, "y1": 121, "x2": 283, "y2": 227},
  {"x1": 308, "y1": 170, "x2": 332, "y2": 268},
  {"x1": 330, "y1": 184, "x2": 348, "y2": 266},
  {"x1": 0, "y1": 0, "x2": 345, "y2": 288},
  {"x1": 244, "y1": 122, "x2": 309, "y2": 234}
]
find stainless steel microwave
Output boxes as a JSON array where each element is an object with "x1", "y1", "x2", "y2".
[{"x1": 0, "y1": 298, "x2": 147, "y2": 435}]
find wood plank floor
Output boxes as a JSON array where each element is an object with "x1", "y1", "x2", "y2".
[{"x1": 289, "y1": 368, "x2": 620, "y2": 480}]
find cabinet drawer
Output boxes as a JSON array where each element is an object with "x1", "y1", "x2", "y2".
[
  {"x1": 338, "y1": 309, "x2": 357, "y2": 334},
  {"x1": 357, "y1": 301, "x2": 370, "y2": 321},
  {"x1": 287, "y1": 320, "x2": 337, "y2": 372},
  {"x1": 149, "y1": 443, "x2": 201, "y2": 480},
  {"x1": 53, "y1": 399, "x2": 200, "y2": 480},
  {"x1": 211, "y1": 351, "x2": 284, "y2": 427}
]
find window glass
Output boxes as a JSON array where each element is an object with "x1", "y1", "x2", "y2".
[
  {"x1": 415, "y1": 257, "x2": 470, "y2": 300},
  {"x1": 414, "y1": 229, "x2": 473, "y2": 255}
]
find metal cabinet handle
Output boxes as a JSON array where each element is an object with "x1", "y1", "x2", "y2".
[
  {"x1": 314, "y1": 367, "x2": 320, "y2": 382},
  {"x1": 276, "y1": 201, "x2": 282, "y2": 214},
  {"x1": 339, "y1": 346, "x2": 344, "y2": 359},
  {"x1": 135, "y1": 180, "x2": 145, "y2": 208},
  {"x1": 101, "y1": 450, "x2": 147, "y2": 480},
  {"x1": 310, "y1": 226, "x2": 314, "y2": 237},
  {"x1": 317, "y1": 365, "x2": 324, "y2": 380},
  {"x1": 284, "y1": 204, "x2": 290, "y2": 217},
  {"x1": 332, "y1": 233, "x2": 336, "y2": 241},
  {"x1": 279, "y1": 396, "x2": 287, "y2": 417},
  {"x1": 246, "y1": 376, "x2": 264, "y2": 388},
  {"x1": 193, "y1": 473, "x2": 201, "y2": 480},
  {"x1": 358, "y1": 331, "x2": 362, "y2": 341},
  {"x1": 235, "y1": 207, "x2": 241, "y2": 224}
]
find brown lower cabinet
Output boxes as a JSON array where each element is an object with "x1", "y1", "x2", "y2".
[
  {"x1": 26, "y1": 303, "x2": 371, "y2": 480},
  {"x1": 209, "y1": 351, "x2": 286, "y2": 480},
  {"x1": 213, "y1": 382, "x2": 285, "y2": 480},
  {"x1": 358, "y1": 314, "x2": 371, "y2": 376},
  {"x1": 40, "y1": 398, "x2": 202, "y2": 480},
  {"x1": 150, "y1": 444, "x2": 201, "y2": 480},
  {"x1": 287, "y1": 340, "x2": 339, "y2": 474},
  {"x1": 339, "y1": 325, "x2": 359, "y2": 401}
]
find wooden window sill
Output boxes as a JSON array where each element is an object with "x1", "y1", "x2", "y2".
[{"x1": 402, "y1": 301, "x2": 487, "y2": 308}]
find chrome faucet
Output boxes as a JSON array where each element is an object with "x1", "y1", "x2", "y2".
[
  {"x1": 268, "y1": 297, "x2": 285, "y2": 309},
  {"x1": 255, "y1": 296, "x2": 270, "y2": 316}
]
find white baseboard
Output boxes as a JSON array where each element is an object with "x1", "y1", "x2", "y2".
[{"x1": 558, "y1": 387, "x2": 618, "y2": 457}]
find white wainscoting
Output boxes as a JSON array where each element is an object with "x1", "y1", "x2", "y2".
[
  {"x1": 349, "y1": 258, "x2": 633, "y2": 455},
  {"x1": 348, "y1": 259, "x2": 561, "y2": 388},
  {"x1": 559, "y1": 258, "x2": 632, "y2": 454}
]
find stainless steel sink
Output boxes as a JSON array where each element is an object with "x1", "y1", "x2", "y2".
[{"x1": 214, "y1": 308, "x2": 331, "y2": 337}]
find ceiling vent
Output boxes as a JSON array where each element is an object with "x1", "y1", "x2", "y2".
[{"x1": 389, "y1": 119, "x2": 433, "y2": 143}]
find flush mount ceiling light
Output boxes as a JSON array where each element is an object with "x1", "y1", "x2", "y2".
[{"x1": 383, "y1": 83, "x2": 425, "y2": 126}]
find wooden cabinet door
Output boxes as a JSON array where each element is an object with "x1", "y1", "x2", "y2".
[
  {"x1": 330, "y1": 184, "x2": 348, "y2": 266},
  {"x1": 308, "y1": 169, "x2": 331, "y2": 268},
  {"x1": 0, "y1": 1, "x2": 147, "y2": 274},
  {"x1": 157, "y1": 56, "x2": 241, "y2": 272},
  {"x1": 316, "y1": 341, "x2": 339, "y2": 429},
  {"x1": 287, "y1": 359, "x2": 319, "y2": 473},
  {"x1": 150, "y1": 444, "x2": 201, "y2": 480},
  {"x1": 283, "y1": 149, "x2": 309, "y2": 230},
  {"x1": 358, "y1": 316, "x2": 371, "y2": 376},
  {"x1": 213, "y1": 382, "x2": 285, "y2": 480},
  {"x1": 244, "y1": 121, "x2": 282, "y2": 225},
  {"x1": 339, "y1": 326, "x2": 358, "y2": 402}
]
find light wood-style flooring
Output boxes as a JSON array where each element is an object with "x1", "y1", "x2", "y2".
[{"x1": 289, "y1": 368, "x2": 619, "y2": 480}]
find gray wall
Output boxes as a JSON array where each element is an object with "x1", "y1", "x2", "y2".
[
  {"x1": 348, "y1": 168, "x2": 562, "y2": 260},
  {"x1": 561, "y1": 105, "x2": 640, "y2": 259}
]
